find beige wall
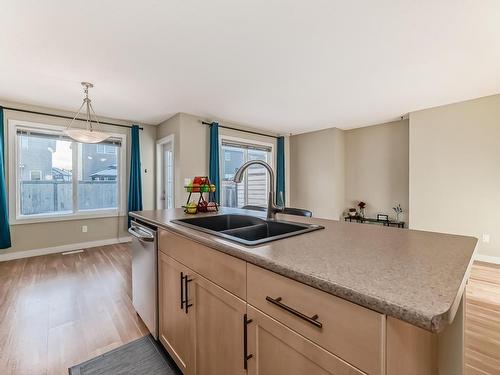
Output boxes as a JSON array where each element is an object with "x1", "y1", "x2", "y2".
[
  {"x1": 345, "y1": 119, "x2": 409, "y2": 220},
  {"x1": 156, "y1": 113, "x2": 208, "y2": 208},
  {"x1": 140, "y1": 122, "x2": 157, "y2": 211},
  {"x1": 177, "y1": 113, "x2": 209, "y2": 206},
  {"x1": 157, "y1": 113, "x2": 287, "y2": 208},
  {"x1": 409, "y1": 94, "x2": 500, "y2": 258},
  {"x1": 157, "y1": 113, "x2": 183, "y2": 207},
  {"x1": 290, "y1": 120, "x2": 409, "y2": 221},
  {"x1": 290, "y1": 128, "x2": 345, "y2": 220},
  {"x1": 1, "y1": 100, "x2": 156, "y2": 256}
]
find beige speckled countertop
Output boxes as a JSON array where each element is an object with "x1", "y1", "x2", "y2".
[{"x1": 130, "y1": 208, "x2": 477, "y2": 333}]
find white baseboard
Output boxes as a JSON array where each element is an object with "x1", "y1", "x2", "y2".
[
  {"x1": 475, "y1": 254, "x2": 500, "y2": 265},
  {"x1": 0, "y1": 236, "x2": 132, "y2": 262}
]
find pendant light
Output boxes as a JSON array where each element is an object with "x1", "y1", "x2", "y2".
[{"x1": 63, "y1": 82, "x2": 110, "y2": 143}]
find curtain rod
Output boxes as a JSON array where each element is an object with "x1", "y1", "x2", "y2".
[
  {"x1": 201, "y1": 121, "x2": 278, "y2": 139},
  {"x1": 1, "y1": 106, "x2": 144, "y2": 130}
]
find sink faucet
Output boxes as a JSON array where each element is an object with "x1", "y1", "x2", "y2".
[{"x1": 233, "y1": 160, "x2": 282, "y2": 220}]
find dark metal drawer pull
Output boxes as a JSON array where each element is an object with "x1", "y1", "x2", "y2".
[
  {"x1": 265, "y1": 296, "x2": 323, "y2": 328},
  {"x1": 243, "y1": 314, "x2": 253, "y2": 369},
  {"x1": 180, "y1": 272, "x2": 185, "y2": 309},
  {"x1": 183, "y1": 274, "x2": 193, "y2": 314}
]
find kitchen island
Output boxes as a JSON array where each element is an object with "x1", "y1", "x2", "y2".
[{"x1": 131, "y1": 207, "x2": 477, "y2": 375}]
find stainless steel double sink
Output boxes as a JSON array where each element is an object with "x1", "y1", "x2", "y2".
[{"x1": 172, "y1": 214, "x2": 324, "y2": 246}]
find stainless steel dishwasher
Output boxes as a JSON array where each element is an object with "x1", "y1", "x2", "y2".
[{"x1": 129, "y1": 220, "x2": 158, "y2": 339}]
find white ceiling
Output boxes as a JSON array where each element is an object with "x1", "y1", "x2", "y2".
[{"x1": 1, "y1": 0, "x2": 499, "y2": 134}]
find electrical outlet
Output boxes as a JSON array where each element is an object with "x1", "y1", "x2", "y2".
[
  {"x1": 82, "y1": 225, "x2": 88, "y2": 233},
  {"x1": 482, "y1": 234, "x2": 490, "y2": 243}
]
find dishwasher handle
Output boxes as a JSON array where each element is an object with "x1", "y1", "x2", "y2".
[{"x1": 128, "y1": 225, "x2": 155, "y2": 242}]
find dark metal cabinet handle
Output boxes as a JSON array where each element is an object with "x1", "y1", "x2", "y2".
[
  {"x1": 243, "y1": 314, "x2": 253, "y2": 369},
  {"x1": 266, "y1": 296, "x2": 323, "y2": 328},
  {"x1": 183, "y1": 274, "x2": 193, "y2": 314},
  {"x1": 180, "y1": 272, "x2": 185, "y2": 309}
]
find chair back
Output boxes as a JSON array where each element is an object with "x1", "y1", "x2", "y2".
[
  {"x1": 242, "y1": 205, "x2": 313, "y2": 218},
  {"x1": 282, "y1": 207, "x2": 313, "y2": 217}
]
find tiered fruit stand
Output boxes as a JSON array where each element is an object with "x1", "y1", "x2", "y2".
[{"x1": 183, "y1": 176, "x2": 219, "y2": 214}]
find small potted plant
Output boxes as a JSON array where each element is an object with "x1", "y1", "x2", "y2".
[
  {"x1": 358, "y1": 201, "x2": 366, "y2": 218},
  {"x1": 393, "y1": 204, "x2": 403, "y2": 222},
  {"x1": 348, "y1": 208, "x2": 357, "y2": 217}
]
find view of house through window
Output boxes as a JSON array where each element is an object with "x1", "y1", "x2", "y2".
[
  {"x1": 19, "y1": 132, "x2": 74, "y2": 215},
  {"x1": 79, "y1": 143, "x2": 119, "y2": 210},
  {"x1": 16, "y1": 128, "x2": 122, "y2": 217},
  {"x1": 220, "y1": 140, "x2": 272, "y2": 208}
]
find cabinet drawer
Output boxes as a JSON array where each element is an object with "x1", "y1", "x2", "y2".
[
  {"x1": 159, "y1": 229, "x2": 246, "y2": 299},
  {"x1": 247, "y1": 305, "x2": 365, "y2": 375},
  {"x1": 247, "y1": 263, "x2": 385, "y2": 375}
]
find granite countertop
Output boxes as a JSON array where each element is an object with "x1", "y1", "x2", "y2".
[{"x1": 130, "y1": 208, "x2": 477, "y2": 333}]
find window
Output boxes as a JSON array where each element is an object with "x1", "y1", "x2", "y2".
[
  {"x1": 18, "y1": 132, "x2": 74, "y2": 216},
  {"x1": 21, "y1": 136, "x2": 29, "y2": 149},
  {"x1": 29, "y1": 170, "x2": 42, "y2": 181},
  {"x1": 220, "y1": 138, "x2": 273, "y2": 208},
  {"x1": 10, "y1": 121, "x2": 126, "y2": 222},
  {"x1": 165, "y1": 148, "x2": 174, "y2": 209},
  {"x1": 97, "y1": 144, "x2": 117, "y2": 154},
  {"x1": 156, "y1": 135, "x2": 175, "y2": 210},
  {"x1": 79, "y1": 143, "x2": 120, "y2": 210}
]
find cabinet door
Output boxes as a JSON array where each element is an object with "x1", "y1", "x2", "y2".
[
  {"x1": 158, "y1": 252, "x2": 194, "y2": 374},
  {"x1": 192, "y1": 275, "x2": 247, "y2": 375},
  {"x1": 246, "y1": 306, "x2": 365, "y2": 375}
]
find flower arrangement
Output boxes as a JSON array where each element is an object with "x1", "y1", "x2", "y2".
[
  {"x1": 392, "y1": 204, "x2": 403, "y2": 222},
  {"x1": 357, "y1": 201, "x2": 366, "y2": 217}
]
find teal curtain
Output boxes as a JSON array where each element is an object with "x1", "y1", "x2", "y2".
[
  {"x1": 209, "y1": 122, "x2": 220, "y2": 203},
  {"x1": 0, "y1": 107, "x2": 11, "y2": 249},
  {"x1": 276, "y1": 136, "x2": 285, "y2": 206},
  {"x1": 128, "y1": 125, "x2": 143, "y2": 227}
]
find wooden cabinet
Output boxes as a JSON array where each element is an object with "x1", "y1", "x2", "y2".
[
  {"x1": 158, "y1": 228, "x2": 451, "y2": 375},
  {"x1": 192, "y1": 275, "x2": 246, "y2": 375},
  {"x1": 247, "y1": 263, "x2": 384, "y2": 375},
  {"x1": 246, "y1": 305, "x2": 365, "y2": 375},
  {"x1": 158, "y1": 242, "x2": 246, "y2": 375},
  {"x1": 158, "y1": 252, "x2": 194, "y2": 374}
]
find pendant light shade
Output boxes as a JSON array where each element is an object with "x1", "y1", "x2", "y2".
[
  {"x1": 63, "y1": 128, "x2": 110, "y2": 144},
  {"x1": 64, "y1": 82, "x2": 110, "y2": 144}
]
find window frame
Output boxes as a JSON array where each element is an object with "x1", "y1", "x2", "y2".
[
  {"x1": 8, "y1": 119, "x2": 127, "y2": 224},
  {"x1": 218, "y1": 134, "x2": 275, "y2": 208}
]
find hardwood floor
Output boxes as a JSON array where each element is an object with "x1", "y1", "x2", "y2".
[
  {"x1": 466, "y1": 261, "x2": 500, "y2": 375},
  {"x1": 0, "y1": 245, "x2": 499, "y2": 375},
  {"x1": 0, "y1": 244, "x2": 148, "y2": 375}
]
